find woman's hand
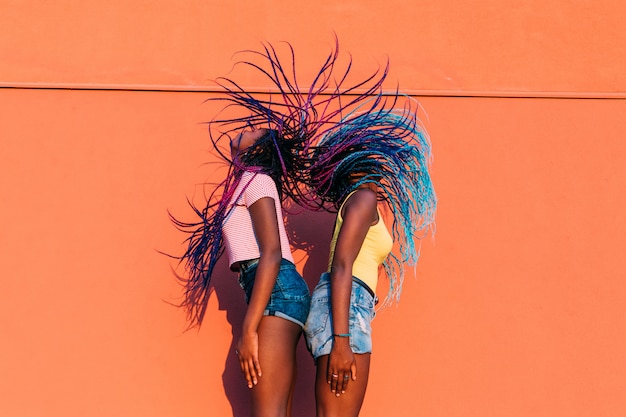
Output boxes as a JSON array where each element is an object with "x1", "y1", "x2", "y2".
[
  {"x1": 327, "y1": 338, "x2": 357, "y2": 396},
  {"x1": 236, "y1": 331, "x2": 262, "y2": 388}
]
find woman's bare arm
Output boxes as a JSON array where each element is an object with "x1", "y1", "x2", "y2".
[
  {"x1": 327, "y1": 188, "x2": 378, "y2": 395},
  {"x1": 236, "y1": 197, "x2": 282, "y2": 388}
]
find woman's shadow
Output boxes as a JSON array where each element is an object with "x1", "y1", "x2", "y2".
[{"x1": 211, "y1": 205, "x2": 335, "y2": 417}]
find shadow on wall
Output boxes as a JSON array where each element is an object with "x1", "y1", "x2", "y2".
[
  {"x1": 287, "y1": 206, "x2": 336, "y2": 417},
  {"x1": 210, "y1": 207, "x2": 335, "y2": 417}
]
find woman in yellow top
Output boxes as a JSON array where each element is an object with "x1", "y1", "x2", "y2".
[{"x1": 303, "y1": 94, "x2": 437, "y2": 416}]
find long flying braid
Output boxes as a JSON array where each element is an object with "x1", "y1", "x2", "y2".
[
  {"x1": 306, "y1": 90, "x2": 437, "y2": 306},
  {"x1": 170, "y1": 39, "x2": 357, "y2": 329}
]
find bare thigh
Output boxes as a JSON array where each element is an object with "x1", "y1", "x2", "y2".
[
  {"x1": 250, "y1": 316, "x2": 302, "y2": 417},
  {"x1": 315, "y1": 353, "x2": 371, "y2": 417}
]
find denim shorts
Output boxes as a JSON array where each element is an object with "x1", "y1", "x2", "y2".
[
  {"x1": 238, "y1": 258, "x2": 311, "y2": 328},
  {"x1": 304, "y1": 272, "x2": 377, "y2": 359}
]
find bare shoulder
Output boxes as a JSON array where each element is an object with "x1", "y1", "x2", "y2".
[{"x1": 342, "y1": 188, "x2": 378, "y2": 222}]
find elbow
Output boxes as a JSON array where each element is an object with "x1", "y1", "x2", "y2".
[
  {"x1": 260, "y1": 247, "x2": 283, "y2": 265},
  {"x1": 330, "y1": 262, "x2": 351, "y2": 277}
]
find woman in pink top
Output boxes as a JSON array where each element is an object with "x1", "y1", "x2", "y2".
[
  {"x1": 170, "y1": 42, "x2": 335, "y2": 416},
  {"x1": 174, "y1": 125, "x2": 311, "y2": 416},
  {"x1": 227, "y1": 128, "x2": 311, "y2": 413}
]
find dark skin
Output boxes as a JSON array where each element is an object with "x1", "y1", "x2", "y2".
[
  {"x1": 236, "y1": 197, "x2": 282, "y2": 387},
  {"x1": 230, "y1": 128, "x2": 302, "y2": 416},
  {"x1": 315, "y1": 184, "x2": 379, "y2": 417}
]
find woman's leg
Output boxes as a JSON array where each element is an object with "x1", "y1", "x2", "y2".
[
  {"x1": 314, "y1": 353, "x2": 371, "y2": 417},
  {"x1": 250, "y1": 315, "x2": 302, "y2": 417}
]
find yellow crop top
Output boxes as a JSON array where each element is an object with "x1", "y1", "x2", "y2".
[{"x1": 327, "y1": 190, "x2": 394, "y2": 292}]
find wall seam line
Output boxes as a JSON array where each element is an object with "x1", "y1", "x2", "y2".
[{"x1": 1, "y1": 82, "x2": 625, "y2": 99}]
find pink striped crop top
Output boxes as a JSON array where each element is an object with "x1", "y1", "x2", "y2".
[{"x1": 222, "y1": 171, "x2": 294, "y2": 268}]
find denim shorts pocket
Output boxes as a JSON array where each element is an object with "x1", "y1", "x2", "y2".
[
  {"x1": 275, "y1": 267, "x2": 310, "y2": 301},
  {"x1": 349, "y1": 302, "x2": 372, "y2": 329},
  {"x1": 304, "y1": 293, "x2": 330, "y2": 338},
  {"x1": 351, "y1": 285, "x2": 375, "y2": 322}
]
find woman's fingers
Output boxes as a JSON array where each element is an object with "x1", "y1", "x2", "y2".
[
  {"x1": 238, "y1": 354, "x2": 252, "y2": 388},
  {"x1": 327, "y1": 347, "x2": 357, "y2": 396},
  {"x1": 327, "y1": 365, "x2": 355, "y2": 396},
  {"x1": 338, "y1": 362, "x2": 358, "y2": 394},
  {"x1": 339, "y1": 372, "x2": 350, "y2": 394},
  {"x1": 237, "y1": 334, "x2": 262, "y2": 388},
  {"x1": 237, "y1": 350, "x2": 260, "y2": 388},
  {"x1": 328, "y1": 370, "x2": 353, "y2": 396},
  {"x1": 253, "y1": 355, "x2": 262, "y2": 378},
  {"x1": 329, "y1": 371, "x2": 340, "y2": 394}
]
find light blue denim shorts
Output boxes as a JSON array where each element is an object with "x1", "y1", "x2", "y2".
[
  {"x1": 304, "y1": 272, "x2": 377, "y2": 359},
  {"x1": 238, "y1": 258, "x2": 311, "y2": 328}
]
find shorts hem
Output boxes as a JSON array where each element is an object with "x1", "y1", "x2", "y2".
[
  {"x1": 265, "y1": 310, "x2": 306, "y2": 328},
  {"x1": 312, "y1": 349, "x2": 372, "y2": 360}
]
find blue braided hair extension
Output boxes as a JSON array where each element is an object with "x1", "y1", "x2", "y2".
[
  {"x1": 208, "y1": 37, "x2": 391, "y2": 205},
  {"x1": 307, "y1": 91, "x2": 437, "y2": 306},
  {"x1": 170, "y1": 39, "x2": 358, "y2": 329}
]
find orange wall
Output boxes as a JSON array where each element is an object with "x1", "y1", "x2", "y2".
[
  {"x1": 2, "y1": 0, "x2": 626, "y2": 93},
  {"x1": 1, "y1": 1, "x2": 626, "y2": 417}
]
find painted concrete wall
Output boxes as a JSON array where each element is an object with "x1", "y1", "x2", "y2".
[
  {"x1": 1, "y1": 1, "x2": 625, "y2": 416},
  {"x1": 2, "y1": 0, "x2": 626, "y2": 93}
]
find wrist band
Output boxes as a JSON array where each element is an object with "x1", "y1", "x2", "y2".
[{"x1": 333, "y1": 333, "x2": 350, "y2": 338}]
